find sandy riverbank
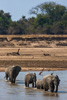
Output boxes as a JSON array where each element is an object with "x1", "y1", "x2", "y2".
[
  {"x1": 0, "y1": 67, "x2": 67, "y2": 72},
  {"x1": 0, "y1": 48, "x2": 66, "y2": 72}
]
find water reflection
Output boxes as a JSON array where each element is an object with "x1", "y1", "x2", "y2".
[
  {"x1": 58, "y1": 91, "x2": 67, "y2": 93},
  {"x1": 25, "y1": 88, "x2": 37, "y2": 95},
  {"x1": 16, "y1": 80, "x2": 24, "y2": 85},
  {"x1": 43, "y1": 91, "x2": 59, "y2": 97}
]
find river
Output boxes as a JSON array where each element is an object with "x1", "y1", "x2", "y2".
[{"x1": 0, "y1": 71, "x2": 67, "y2": 100}]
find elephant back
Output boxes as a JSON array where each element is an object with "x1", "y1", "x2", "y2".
[{"x1": 43, "y1": 75, "x2": 52, "y2": 80}]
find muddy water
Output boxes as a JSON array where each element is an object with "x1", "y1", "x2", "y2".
[{"x1": 0, "y1": 71, "x2": 67, "y2": 100}]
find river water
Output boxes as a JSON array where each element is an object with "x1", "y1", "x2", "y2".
[{"x1": 0, "y1": 71, "x2": 67, "y2": 100}]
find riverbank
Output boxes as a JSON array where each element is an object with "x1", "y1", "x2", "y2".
[
  {"x1": 0, "y1": 60, "x2": 67, "y2": 72},
  {"x1": 0, "y1": 67, "x2": 67, "y2": 72},
  {"x1": 0, "y1": 48, "x2": 67, "y2": 72},
  {"x1": 0, "y1": 35, "x2": 67, "y2": 48}
]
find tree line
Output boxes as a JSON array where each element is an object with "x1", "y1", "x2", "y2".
[{"x1": 0, "y1": 2, "x2": 67, "y2": 35}]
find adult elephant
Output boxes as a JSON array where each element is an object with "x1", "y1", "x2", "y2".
[
  {"x1": 25, "y1": 73, "x2": 36, "y2": 88},
  {"x1": 5, "y1": 65, "x2": 21, "y2": 83},
  {"x1": 36, "y1": 79, "x2": 43, "y2": 89},
  {"x1": 42, "y1": 74, "x2": 60, "y2": 92}
]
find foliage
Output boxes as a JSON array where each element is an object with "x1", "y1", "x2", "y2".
[
  {"x1": 0, "y1": 2, "x2": 67, "y2": 35},
  {"x1": 0, "y1": 10, "x2": 12, "y2": 34}
]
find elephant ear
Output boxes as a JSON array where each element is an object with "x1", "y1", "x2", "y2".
[
  {"x1": 55, "y1": 75, "x2": 60, "y2": 85},
  {"x1": 34, "y1": 73, "x2": 36, "y2": 76},
  {"x1": 52, "y1": 75, "x2": 60, "y2": 85}
]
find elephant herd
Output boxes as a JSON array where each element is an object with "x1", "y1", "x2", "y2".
[{"x1": 5, "y1": 65, "x2": 60, "y2": 93}]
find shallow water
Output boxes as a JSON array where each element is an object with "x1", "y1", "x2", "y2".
[{"x1": 0, "y1": 71, "x2": 67, "y2": 100}]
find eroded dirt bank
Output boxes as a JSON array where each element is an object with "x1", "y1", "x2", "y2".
[
  {"x1": 0, "y1": 60, "x2": 67, "y2": 72},
  {"x1": 0, "y1": 35, "x2": 67, "y2": 48}
]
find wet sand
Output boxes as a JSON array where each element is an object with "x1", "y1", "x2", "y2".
[{"x1": 0, "y1": 48, "x2": 67, "y2": 71}]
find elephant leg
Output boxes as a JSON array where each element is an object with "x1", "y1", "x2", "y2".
[
  {"x1": 6, "y1": 74, "x2": 8, "y2": 80},
  {"x1": 37, "y1": 86, "x2": 39, "y2": 89},
  {"x1": 35, "y1": 83, "x2": 36, "y2": 88},
  {"x1": 32, "y1": 82, "x2": 34, "y2": 87},
  {"x1": 11, "y1": 80, "x2": 13, "y2": 83},
  {"x1": 11, "y1": 79, "x2": 13, "y2": 83},
  {"x1": 27, "y1": 82, "x2": 29, "y2": 87},
  {"x1": 45, "y1": 88, "x2": 48, "y2": 91},
  {"x1": 10, "y1": 78, "x2": 14, "y2": 83},
  {"x1": 13, "y1": 78, "x2": 15, "y2": 83},
  {"x1": 55, "y1": 85, "x2": 58, "y2": 92},
  {"x1": 41, "y1": 86, "x2": 43, "y2": 89},
  {"x1": 9, "y1": 78, "x2": 11, "y2": 81},
  {"x1": 49, "y1": 83, "x2": 54, "y2": 92},
  {"x1": 38, "y1": 86, "x2": 41, "y2": 89}
]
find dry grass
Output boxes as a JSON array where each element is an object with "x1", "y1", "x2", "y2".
[{"x1": 0, "y1": 34, "x2": 67, "y2": 40}]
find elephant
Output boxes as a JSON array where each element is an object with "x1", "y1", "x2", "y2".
[
  {"x1": 36, "y1": 79, "x2": 43, "y2": 89},
  {"x1": 5, "y1": 65, "x2": 21, "y2": 83},
  {"x1": 42, "y1": 74, "x2": 60, "y2": 92},
  {"x1": 25, "y1": 73, "x2": 37, "y2": 88}
]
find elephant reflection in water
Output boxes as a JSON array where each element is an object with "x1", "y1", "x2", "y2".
[{"x1": 43, "y1": 92, "x2": 59, "y2": 97}]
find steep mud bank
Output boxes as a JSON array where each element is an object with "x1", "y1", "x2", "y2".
[{"x1": 0, "y1": 35, "x2": 67, "y2": 48}]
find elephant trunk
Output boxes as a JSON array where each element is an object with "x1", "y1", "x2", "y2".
[
  {"x1": 35, "y1": 82, "x2": 36, "y2": 87},
  {"x1": 35, "y1": 78, "x2": 36, "y2": 87},
  {"x1": 35, "y1": 76, "x2": 37, "y2": 87},
  {"x1": 34, "y1": 73, "x2": 37, "y2": 87},
  {"x1": 55, "y1": 84, "x2": 58, "y2": 92}
]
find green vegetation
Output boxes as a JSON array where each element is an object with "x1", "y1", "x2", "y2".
[
  {"x1": 0, "y1": 2, "x2": 67, "y2": 35},
  {"x1": 0, "y1": 10, "x2": 12, "y2": 34}
]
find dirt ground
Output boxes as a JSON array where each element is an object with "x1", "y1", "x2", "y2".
[{"x1": 0, "y1": 48, "x2": 67, "y2": 71}]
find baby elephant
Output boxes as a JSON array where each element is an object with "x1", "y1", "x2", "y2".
[
  {"x1": 36, "y1": 79, "x2": 43, "y2": 89},
  {"x1": 5, "y1": 65, "x2": 21, "y2": 83},
  {"x1": 25, "y1": 73, "x2": 36, "y2": 88}
]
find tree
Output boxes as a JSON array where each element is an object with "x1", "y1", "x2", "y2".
[
  {"x1": 7, "y1": 21, "x2": 25, "y2": 35},
  {"x1": 30, "y1": 2, "x2": 66, "y2": 22},
  {"x1": 29, "y1": 2, "x2": 67, "y2": 34},
  {"x1": 0, "y1": 10, "x2": 12, "y2": 34},
  {"x1": 33, "y1": 14, "x2": 50, "y2": 27}
]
